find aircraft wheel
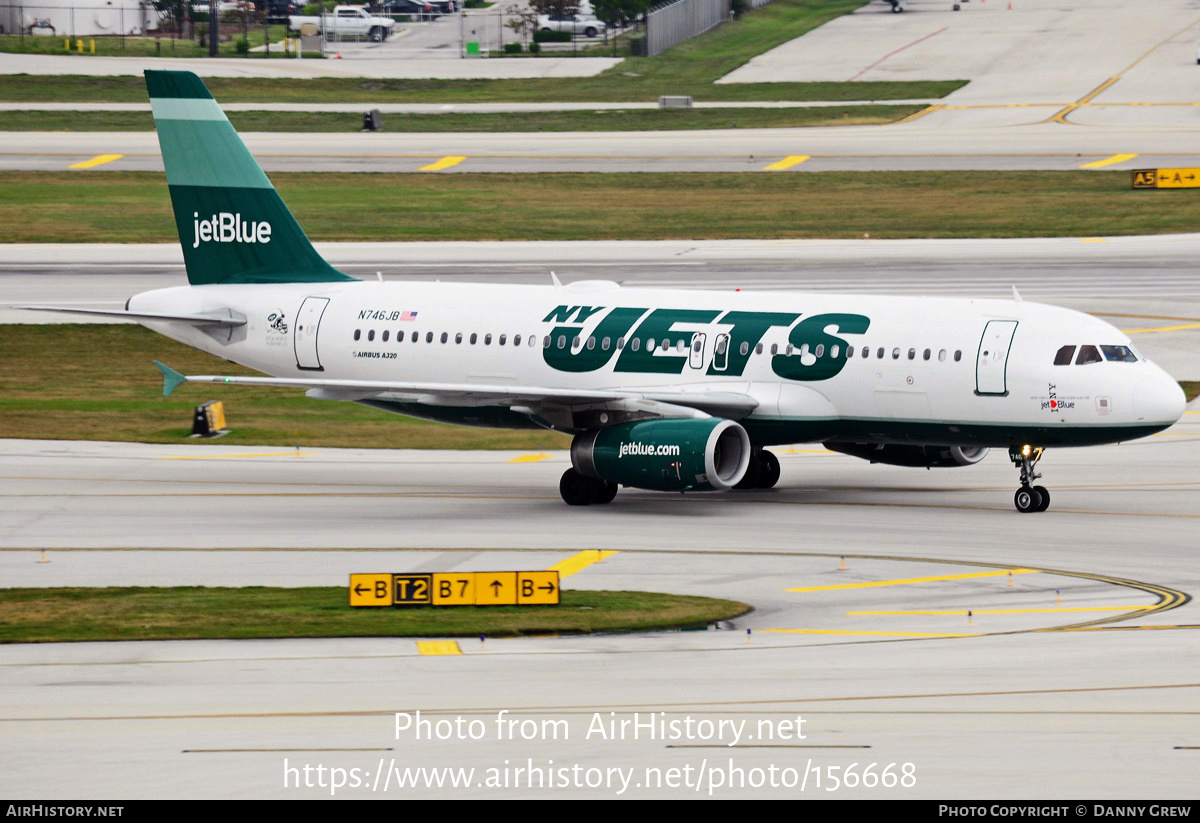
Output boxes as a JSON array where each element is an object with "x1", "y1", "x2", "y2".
[
  {"x1": 592, "y1": 480, "x2": 619, "y2": 505},
  {"x1": 953, "y1": 3, "x2": 960, "y2": 9},
  {"x1": 1014, "y1": 485, "x2": 1042, "y2": 513},
  {"x1": 758, "y1": 450, "x2": 781, "y2": 489},
  {"x1": 735, "y1": 452, "x2": 762, "y2": 490},
  {"x1": 1032, "y1": 485, "x2": 1050, "y2": 512},
  {"x1": 560, "y1": 469, "x2": 598, "y2": 506}
]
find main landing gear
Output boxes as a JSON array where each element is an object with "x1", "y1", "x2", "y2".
[
  {"x1": 1009, "y1": 445, "x2": 1050, "y2": 513},
  {"x1": 559, "y1": 469, "x2": 618, "y2": 506},
  {"x1": 735, "y1": 449, "x2": 781, "y2": 490}
]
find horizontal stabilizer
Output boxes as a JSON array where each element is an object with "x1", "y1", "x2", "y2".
[
  {"x1": 20, "y1": 306, "x2": 246, "y2": 327},
  {"x1": 154, "y1": 361, "x2": 188, "y2": 398}
]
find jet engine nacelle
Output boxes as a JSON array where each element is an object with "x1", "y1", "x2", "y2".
[
  {"x1": 572, "y1": 418, "x2": 751, "y2": 492},
  {"x1": 825, "y1": 442, "x2": 989, "y2": 468}
]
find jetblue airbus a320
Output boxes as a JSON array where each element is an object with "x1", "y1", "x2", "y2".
[{"x1": 27, "y1": 71, "x2": 1185, "y2": 511}]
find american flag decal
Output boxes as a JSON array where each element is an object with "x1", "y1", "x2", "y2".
[{"x1": 400, "y1": 311, "x2": 418, "y2": 321}]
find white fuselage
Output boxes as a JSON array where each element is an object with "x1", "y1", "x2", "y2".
[{"x1": 129, "y1": 279, "x2": 1184, "y2": 448}]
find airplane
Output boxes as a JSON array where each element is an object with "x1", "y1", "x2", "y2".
[{"x1": 26, "y1": 70, "x2": 1185, "y2": 512}]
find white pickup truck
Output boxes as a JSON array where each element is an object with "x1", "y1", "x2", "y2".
[{"x1": 287, "y1": 5, "x2": 396, "y2": 40}]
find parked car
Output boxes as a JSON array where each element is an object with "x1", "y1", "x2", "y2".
[
  {"x1": 382, "y1": 0, "x2": 438, "y2": 18},
  {"x1": 288, "y1": 4, "x2": 396, "y2": 39},
  {"x1": 537, "y1": 12, "x2": 606, "y2": 38}
]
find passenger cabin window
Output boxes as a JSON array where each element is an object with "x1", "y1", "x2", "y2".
[
  {"x1": 954, "y1": 350, "x2": 962, "y2": 362},
  {"x1": 1076, "y1": 345, "x2": 1102, "y2": 365},
  {"x1": 367, "y1": 330, "x2": 375, "y2": 341},
  {"x1": 440, "y1": 332, "x2": 448, "y2": 344},
  {"x1": 1101, "y1": 345, "x2": 1138, "y2": 363},
  {"x1": 1053, "y1": 345, "x2": 1076, "y2": 366},
  {"x1": 353, "y1": 329, "x2": 361, "y2": 341}
]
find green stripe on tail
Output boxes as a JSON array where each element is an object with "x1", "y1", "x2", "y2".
[{"x1": 145, "y1": 70, "x2": 353, "y2": 286}]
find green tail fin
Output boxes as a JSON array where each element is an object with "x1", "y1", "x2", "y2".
[{"x1": 145, "y1": 70, "x2": 353, "y2": 286}]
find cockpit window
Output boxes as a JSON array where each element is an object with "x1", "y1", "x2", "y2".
[
  {"x1": 1053, "y1": 345, "x2": 1076, "y2": 366},
  {"x1": 1075, "y1": 345, "x2": 1102, "y2": 365},
  {"x1": 1101, "y1": 345, "x2": 1139, "y2": 363}
]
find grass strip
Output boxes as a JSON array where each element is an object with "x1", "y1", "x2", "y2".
[
  {"x1": 0, "y1": 104, "x2": 923, "y2": 133},
  {"x1": 0, "y1": 586, "x2": 750, "y2": 642},
  {"x1": 0, "y1": 1, "x2": 967, "y2": 103},
  {"x1": 3, "y1": 171, "x2": 1200, "y2": 243},
  {"x1": 0, "y1": 325, "x2": 571, "y2": 449},
  {"x1": 0, "y1": 25, "x2": 292, "y2": 59},
  {"x1": 1181, "y1": 381, "x2": 1199, "y2": 402}
]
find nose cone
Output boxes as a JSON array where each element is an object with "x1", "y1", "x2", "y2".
[{"x1": 1133, "y1": 374, "x2": 1186, "y2": 425}]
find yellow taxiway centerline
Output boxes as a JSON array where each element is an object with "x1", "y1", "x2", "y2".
[
  {"x1": 550, "y1": 549, "x2": 619, "y2": 578},
  {"x1": 846, "y1": 606, "x2": 1146, "y2": 616},
  {"x1": 68, "y1": 154, "x2": 125, "y2": 169},
  {"x1": 763, "y1": 155, "x2": 810, "y2": 171},
  {"x1": 508, "y1": 453, "x2": 551, "y2": 463},
  {"x1": 419, "y1": 155, "x2": 467, "y2": 171},
  {"x1": 416, "y1": 641, "x2": 462, "y2": 656},
  {"x1": 786, "y1": 569, "x2": 1038, "y2": 593},
  {"x1": 1124, "y1": 323, "x2": 1200, "y2": 334},
  {"x1": 761, "y1": 629, "x2": 980, "y2": 638},
  {"x1": 1079, "y1": 153, "x2": 1138, "y2": 169}
]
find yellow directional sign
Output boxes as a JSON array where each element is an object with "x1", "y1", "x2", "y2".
[
  {"x1": 393, "y1": 574, "x2": 432, "y2": 606},
  {"x1": 351, "y1": 571, "x2": 559, "y2": 607},
  {"x1": 475, "y1": 572, "x2": 518, "y2": 606},
  {"x1": 433, "y1": 573, "x2": 476, "y2": 606},
  {"x1": 349, "y1": 573, "x2": 394, "y2": 607},
  {"x1": 1132, "y1": 168, "x2": 1200, "y2": 189},
  {"x1": 517, "y1": 571, "x2": 561, "y2": 606}
]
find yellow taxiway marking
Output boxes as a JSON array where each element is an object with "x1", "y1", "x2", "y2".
[
  {"x1": 419, "y1": 155, "x2": 466, "y2": 171},
  {"x1": 786, "y1": 569, "x2": 1037, "y2": 593},
  {"x1": 1124, "y1": 323, "x2": 1200, "y2": 334},
  {"x1": 1080, "y1": 153, "x2": 1138, "y2": 169},
  {"x1": 508, "y1": 453, "x2": 551, "y2": 463},
  {"x1": 846, "y1": 606, "x2": 1146, "y2": 616},
  {"x1": 416, "y1": 641, "x2": 461, "y2": 656},
  {"x1": 68, "y1": 153, "x2": 124, "y2": 169},
  {"x1": 763, "y1": 155, "x2": 810, "y2": 171},
  {"x1": 762, "y1": 629, "x2": 979, "y2": 638},
  {"x1": 549, "y1": 549, "x2": 619, "y2": 579},
  {"x1": 156, "y1": 451, "x2": 316, "y2": 460},
  {"x1": 1079, "y1": 237, "x2": 1107, "y2": 242}
]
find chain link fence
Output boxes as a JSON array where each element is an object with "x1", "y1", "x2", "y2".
[{"x1": 644, "y1": 0, "x2": 727, "y2": 57}]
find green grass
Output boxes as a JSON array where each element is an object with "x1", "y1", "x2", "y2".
[
  {"x1": 0, "y1": 104, "x2": 923, "y2": 132},
  {"x1": 0, "y1": 0, "x2": 966, "y2": 103},
  {"x1": 0, "y1": 26, "x2": 292, "y2": 58},
  {"x1": 0, "y1": 587, "x2": 751, "y2": 642},
  {"x1": 5, "y1": 171, "x2": 1200, "y2": 244},
  {"x1": 0, "y1": 325, "x2": 571, "y2": 449},
  {"x1": 1181, "y1": 381, "x2": 1199, "y2": 402}
]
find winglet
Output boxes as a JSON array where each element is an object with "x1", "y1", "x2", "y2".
[
  {"x1": 1012, "y1": 286, "x2": 1023, "y2": 302},
  {"x1": 154, "y1": 360, "x2": 188, "y2": 398}
]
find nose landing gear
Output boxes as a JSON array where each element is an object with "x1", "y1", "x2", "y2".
[{"x1": 1009, "y1": 445, "x2": 1050, "y2": 513}]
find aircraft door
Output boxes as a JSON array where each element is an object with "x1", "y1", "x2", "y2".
[
  {"x1": 711, "y1": 333, "x2": 730, "y2": 372},
  {"x1": 689, "y1": 332, "x2": 707, "y2": 370},
  {"x1": 294, "y1": 296, "x2": 331, "y2": 371},
  {"x1": 975, "y1": 320, "x2": 1018, "y2": 396}
]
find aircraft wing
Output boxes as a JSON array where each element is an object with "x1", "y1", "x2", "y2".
[{"x1": 153, "y1": 362, "x2": 758, "y2": 421}]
